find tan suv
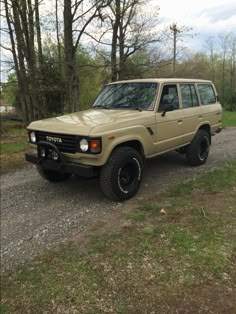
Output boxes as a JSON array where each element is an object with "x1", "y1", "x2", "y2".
[{"x1": 26, "y1": 78, "x2": 222, "y2": 201}]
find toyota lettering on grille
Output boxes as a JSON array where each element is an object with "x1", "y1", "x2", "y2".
[{"x1": 46, "y1": 136, "x2": 63, "y2": 143}]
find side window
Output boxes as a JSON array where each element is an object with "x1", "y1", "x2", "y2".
[
  {"x1": 198, "y1": 84, "x2": 216, "y2": 105},
  {"x1": 180, "y1": 84, "x2": 199, "y2": 108},
  {"x1": 158, "y1": 84, "x2": 179, "y2": 112}
]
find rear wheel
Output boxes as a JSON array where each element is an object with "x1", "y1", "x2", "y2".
[
  {"x1": 186, "y1": 130, "x2": 210, "y2": 166},
  {"x1": 100, "y1": 147, "x2": 143, "y2": 201},
  {"x1": 36, "y1": 166, "x2": 71, "y2": 182}
]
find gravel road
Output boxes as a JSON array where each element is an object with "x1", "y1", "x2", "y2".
[{"x1": 1, "y1": 127, "x2": 236, "y2": 271}]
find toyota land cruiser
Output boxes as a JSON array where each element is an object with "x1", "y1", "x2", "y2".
[{"x1": 25, "y1": 78, "x2": 222, "y2": 201}]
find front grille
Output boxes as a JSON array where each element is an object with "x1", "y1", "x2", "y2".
[{"x1": 36, "y1": 131, "x2": 77, "y2": 154}]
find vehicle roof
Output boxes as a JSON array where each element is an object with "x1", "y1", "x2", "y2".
[{"x1": 108, "y1": 78, "x2": 212, "y2": 84}]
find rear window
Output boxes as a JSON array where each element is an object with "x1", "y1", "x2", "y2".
[
  {"x1": 197, "y1": 84, "x2": 216, "y2": 105},
  {"x1": 180, "y1": 84, "x2": 199, "y2": 108}
]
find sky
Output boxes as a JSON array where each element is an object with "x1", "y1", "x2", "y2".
[{"x1": 155, "y1": 0, "x2": 236, "y2": 49}]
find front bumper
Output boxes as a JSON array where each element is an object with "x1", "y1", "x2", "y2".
[{"x1": 25, "y1": 150, "x2": 98, "y2": 178}]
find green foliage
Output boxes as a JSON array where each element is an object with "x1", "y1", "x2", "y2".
[
  {"x1": 1, "y1": 73, "x2": 19, "y2": 106},
  {"x1": 41, "y1": 39, "x2": 65, "y2": 114},
  {"x1": 41, "y1": 41, "x2": 106, "y2": 113},
  {"x1": 76, "y1": 48, "x2": 105, "y2": 110}
]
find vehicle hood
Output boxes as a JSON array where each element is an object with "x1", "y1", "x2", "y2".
[{"x1": 28, "y1": 109, "x2": 154, "y2": 136}]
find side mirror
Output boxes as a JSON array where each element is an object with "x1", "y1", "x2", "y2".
[{"x1": 161, "y1": 104, "x2": 174, "y2": 117}]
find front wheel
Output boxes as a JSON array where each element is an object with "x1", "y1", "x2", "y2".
[
  {"x1": 36, "y1": 166, "x2": 71, "y2": 182},
  {"x1": 186, "y1": 130, "x2": 210, "y2": 166},
  {"x1": 100, "y1": 147, "x2": 143, "y2": 201}
]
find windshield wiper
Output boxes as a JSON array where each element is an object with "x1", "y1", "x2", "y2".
[
  {"x1": 93, "y1": 105, "x2": 110, "y2": 109},
  {"x1": 133, "y1": 106, "x2": 142, "y2": 112}
]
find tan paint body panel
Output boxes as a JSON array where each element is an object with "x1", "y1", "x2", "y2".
[{"x1": 28, "y1": 78, "x2": 222, "y2": 167}]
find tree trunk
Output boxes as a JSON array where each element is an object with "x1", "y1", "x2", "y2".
[
  {"x1": 118, "y1": 5, "x2": 126, "y2": 80},
  {"x1": 27, "y1": 0, "x2": 41, "y2": 119},
  {"x1": 111, "y1": 21, "x2": 119, "y2": 81},
  {"x1": 222, "y1": 57, "x2": 225, "y2": 103},
  {"x1": 64, "y1": 0, "x2": 79, "y2": 112},
  {"x1": 11, "y1": 0, "x2": 34, "y2": 122},
  {"x1": 111, "y1": 0, "x2": 120, "y2": 82},
  {"x1": 56, "y1": 0, "x2": 64, "y2": 113},
  {"x1": 230, "y1": 41, "x2": 236, "y2": 110},
  {"x1": 35, "y1": 0, "x2": 48, "y2": 117}
]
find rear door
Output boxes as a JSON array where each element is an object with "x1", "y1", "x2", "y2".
[{"x1": 179, "y1": 83, "x2": 203, "y2": 143}]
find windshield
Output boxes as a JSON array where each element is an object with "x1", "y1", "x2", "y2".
[{"x1": 92, "y1": 82, "x2": 158, "y2": 111}]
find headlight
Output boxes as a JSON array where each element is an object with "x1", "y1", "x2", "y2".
[
  {"x1": 80, "y1": 139, "x2": 89, "y2": 152},
  {"x1": 30, "y1": 131, "x2": 36, "y2": 143}
]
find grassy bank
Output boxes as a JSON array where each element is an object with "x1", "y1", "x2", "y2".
[
  {"x1": 1, "y1": 160, "x2": 236, "y2": 313},
  {"x1": 222, "y1": 111, "x2": 236, "y2": 127},
  {"x1": 0, "y1": 119, "x2": 28, "y2": 173}
]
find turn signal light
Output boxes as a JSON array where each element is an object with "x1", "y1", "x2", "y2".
[{"x1": 90, "y1": 140, "x2": 101, "y2": 153}]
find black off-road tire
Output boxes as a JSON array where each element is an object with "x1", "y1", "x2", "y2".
[
  {"x1": 186, "y1": 129, "x2": 210, "y2": 166},
  {"x1": 100, "y1": 147, "x2": 143, "y2": 201},
  {"x1": 36, "y1": 166, "x2": 71, "y2": 182}
]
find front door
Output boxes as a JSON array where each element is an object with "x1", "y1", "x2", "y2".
[{"x1": 154, "y1": 84, "x2": 185, "y2": 153}]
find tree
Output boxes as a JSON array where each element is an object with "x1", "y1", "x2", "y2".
[
  {"x1": 113, "y1": 0, "x2": 160, "y2": 80},
  {"x1": 205, "y1": 36, "x2": 217, "y2": 82},
  {"x1": 63, "y1": 0, "x2": 110, "y2": 112},
  {"x1": 89, "y1": 0, "x2": 160, "y2": 81},
  {"x1": 3, "y1": 0, "x2": 47, "y2": 123},
  {"x1": 229, "y1": 34, "x2": 236, "y2": 110},
  {"x1": 218, "y1": 33, "x2": 230, "y2": 103},
  {"x1": 55, "y1": 0, "x2": 64, "y2": 113}
]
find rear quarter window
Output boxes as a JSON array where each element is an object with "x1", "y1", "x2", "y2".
[{"x1": 197, "y1": 84, "x2": 216, "y2": 105}]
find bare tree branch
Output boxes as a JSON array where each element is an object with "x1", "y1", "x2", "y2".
[{"x1": 0, "y1": 43, "x2": 13, "y2": 51}]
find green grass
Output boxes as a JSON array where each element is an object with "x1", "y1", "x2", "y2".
[
  {"x1": 0, "y1": 119, "x2": 24, "y2": 126},
  {"x1": 1, "y1": 160, "x2": 236, "y2": 313},
  {"x1": 0, "y1": 120, "x2": 28, "y2": 172},
  {"x1": 168, "y1": 160, "x2": 236, "y2": 197},
  {"x1": 222, "y1": 111, "x2": 236, "y2": 127},
  {"x1": 1, "y1": 119, "x2": 27, "y2": 155},
  {"x1": 0, "y1": 141, "x2": 28, "y2": 155},
  {"x1": 1, "y1": 120, "x2": 25, "y2": 135},
  {"x1": 6, "y1": 127, "x2": 25, "y2": 136}
]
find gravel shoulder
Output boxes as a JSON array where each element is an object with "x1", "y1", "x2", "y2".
[{"x1": 1, "y1": 128, "x2": 236, "y2": 271}]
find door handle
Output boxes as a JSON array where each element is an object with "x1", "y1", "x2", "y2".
[
  {"x1": 178, "y1": 119, "x2": 182, "y2": 123},
  {"x1": 199, "y1": 115, "x2": 203, "y2": 118}
]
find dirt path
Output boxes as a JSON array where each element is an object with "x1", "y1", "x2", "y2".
[{"x1": 1, "y1": 128, "x2": 236, "y2": 271}]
